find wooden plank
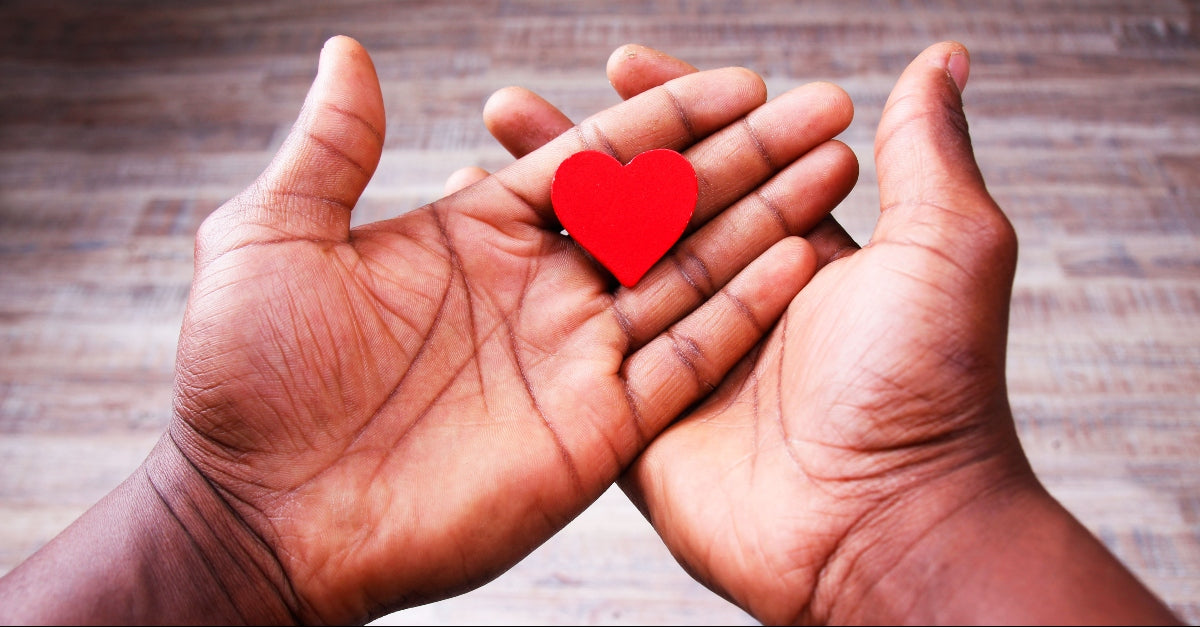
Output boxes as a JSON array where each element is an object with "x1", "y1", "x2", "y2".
[{"x1": 0, "y1": 0, "x2": 1197, "y2": 623}]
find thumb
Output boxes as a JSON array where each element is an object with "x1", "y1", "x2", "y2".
[
  {"x1": 200, "y1": 36, "x2": 385, "y2": 260},
  {"x1": 871, "y1": 42, "x2": 1016, "y2": 279}
]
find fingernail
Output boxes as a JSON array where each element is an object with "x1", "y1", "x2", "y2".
[{"x1": 947, "y1": 50, "x2": 969, "y2": 93}]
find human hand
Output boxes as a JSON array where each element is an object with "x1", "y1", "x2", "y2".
[
  {"x1": 620, "y1": 42, "x2": 1027, "y2": 624},
  {"x1": 20, "y1": 35, "x2": 856, "y2": 625},
  {"x1": 479, "y1": 42, "x2": 1182, "y2": 625}
]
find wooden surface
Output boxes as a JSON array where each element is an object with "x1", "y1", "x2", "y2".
[{"x1": 1, "y1": 1, "x2": 1197, "y2": 624}]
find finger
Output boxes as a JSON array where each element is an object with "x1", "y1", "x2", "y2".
[
  {"x1": 476, "y1": 75, "x2": 854, "y2": 346},
  {"x1": 486, "y1": 76, "x2": 852, "y2": 235},
  {"x1": 602, "y1": 80, "x2": 852, "y2": 347},
  {"x1": 683, "y1": 80, "x2": 853, "y2": 230},
  {"x1": 481, "y1": 45, "x2": 697, "y2": 162},
  {"x1": 480, "y1": 50, "x2": 846, "y2": 237},
  {"x1": 444, "y1": 166, "x2": 490, "y2": 195},
  {"x1": 606, "y1": 44, "x2": 699, "y2": 100},
  {"x1": 480, "y1": 66, "x2": 769, "y2": 229},
  {"x1": 613, "y1": 140, "x2": 858, "y2": 348},
  {"x1": 483, "y1": 87, "x2": 574, "y2": 159},
  {"x1": 621, "y1": 237, "x2": 817, "y2": 440},
  {"x1": 872, "y1": 41, "x2": 1017, "y2": 273},
  {"x1": 198, "y1": 36, "x2": 385, "y2": 261}
]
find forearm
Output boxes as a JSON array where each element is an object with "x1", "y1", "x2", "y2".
[
  {"x1": 828, "y1": 462, "x2": 1182, "y2": 625},
  {"x1": 0, "y1": 435, "x2": 300, "y2": 625}
]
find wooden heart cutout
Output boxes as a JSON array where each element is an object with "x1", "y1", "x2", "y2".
[{"x1": 551, "y1": 149, "x2": 697, "y2": 287}]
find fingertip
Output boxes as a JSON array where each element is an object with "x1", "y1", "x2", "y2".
[
  {"x1": 813, "y1": 140, "x2": 861, "y2": 202},
  {"x1": 482, "y1": 86, "x2": 523, "y2": 134},
  {"x1": 606, "y1": 44, "x2": 701, "y2": 100},
  {"x1": 483, "y1": 86, "x2": 573, "y2": 158},
  {"x1": 321, "y1": 34, "x2": 364, "y2": 57},
  {"x1": 810, "y1": 80, "x2": 855, "y2": 129},
  {"x1": 824, "y1": 139, "x2": 861, "y2": 183},
  {"x1": 483, "y1": 85, "x2": 525, "y2": 116},
  {"x1": 776, "y1": 236, "x2": 819, "y2": 287},
  {"x1": 733, "y1": 237, "x2": 817, "y2": 310},
  {"x1": 606, "y1": 43, "x2": 643, "y2": 77},
  {"x1": 444, "y1": 166, "x2": 490, "y2": 196},
  {"x1": 762, "y1": 81, "x2": 853, "y2": 146},
  {"x1": 729, "y1": 66, "x2": 769, "y2": 104},
  {"x1": 317, "y1": 35, "x2": 380, "y2": 99},
  {"x1": 915, "y1": 41, "x2": 971, "y2": 94}
]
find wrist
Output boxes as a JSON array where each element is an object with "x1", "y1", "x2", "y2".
[
  {"x1": 139, "y1": 433, "x2": 305, "y2": 624},
  {"x1": 820, "y1": 463, "x2": 1042, "y2": 624},
  {"x1": 811, "y1": 422, "x2": 1181, "y2": 625},
  {"x1": 0, "y1": 433, "x2": 303, "y2": 625},
  {"x1": 788, "y1": 398, "x2": 1032, "y2": 624}
]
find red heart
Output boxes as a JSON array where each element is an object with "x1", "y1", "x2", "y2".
[{"x1": 551, "y1": 149, "x2": 697, "y2": 287}]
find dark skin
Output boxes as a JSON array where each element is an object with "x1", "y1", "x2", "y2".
[
  {"x1": 0, "y1": 36, "x2": 857, "y2": 624},
  {"x1": 465, "y1": 42, "x2": 1183, "y2": 625},
  {"x1": 0, "y1": 37, "x2": 1181, "y2": 625}
]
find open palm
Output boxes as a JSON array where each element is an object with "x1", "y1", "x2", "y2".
[
  {"x1": 165, "y1": 37, "x2": 856, "y2": 623},
  {"x1": 617, "y1": 44, "x2": 1030, "y2": 624},
  {"x1": 624, "y1": 211, "x2": 1024, "y2": 625}
]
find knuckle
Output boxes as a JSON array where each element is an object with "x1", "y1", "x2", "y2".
[
  {"x1": 672, "y1": 247, "x2": 715, "y2": 299},
  {"x1": 665, "y1": 329, "x2": 717, "y2": 392}
]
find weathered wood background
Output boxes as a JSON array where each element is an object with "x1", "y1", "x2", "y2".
[{"x1": 1, "y1": 1, "x2": 1197, "y2": 624}]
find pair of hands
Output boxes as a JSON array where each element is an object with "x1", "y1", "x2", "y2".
[
  {"x1": 166, "y1": 36, "x2": 1018, "y2": 623},
  {"x1": 0, "y1": 38, "x2": 1179, "y2": 626}
]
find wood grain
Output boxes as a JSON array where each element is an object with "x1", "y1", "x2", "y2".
[{"x1": 1, "y1": 1, "x2": 1197, "y2": 623}]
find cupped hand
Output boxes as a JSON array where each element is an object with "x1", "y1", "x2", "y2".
[
  {"x1": 163, "y1": 36, "x2": 855, "y2": 623},
  {"x1": 477, "y1": 42, "x2": 1035, "y2": 624},
  {"x1": 622, "y1": 43, "x2": 1031, "y2": 624}
]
